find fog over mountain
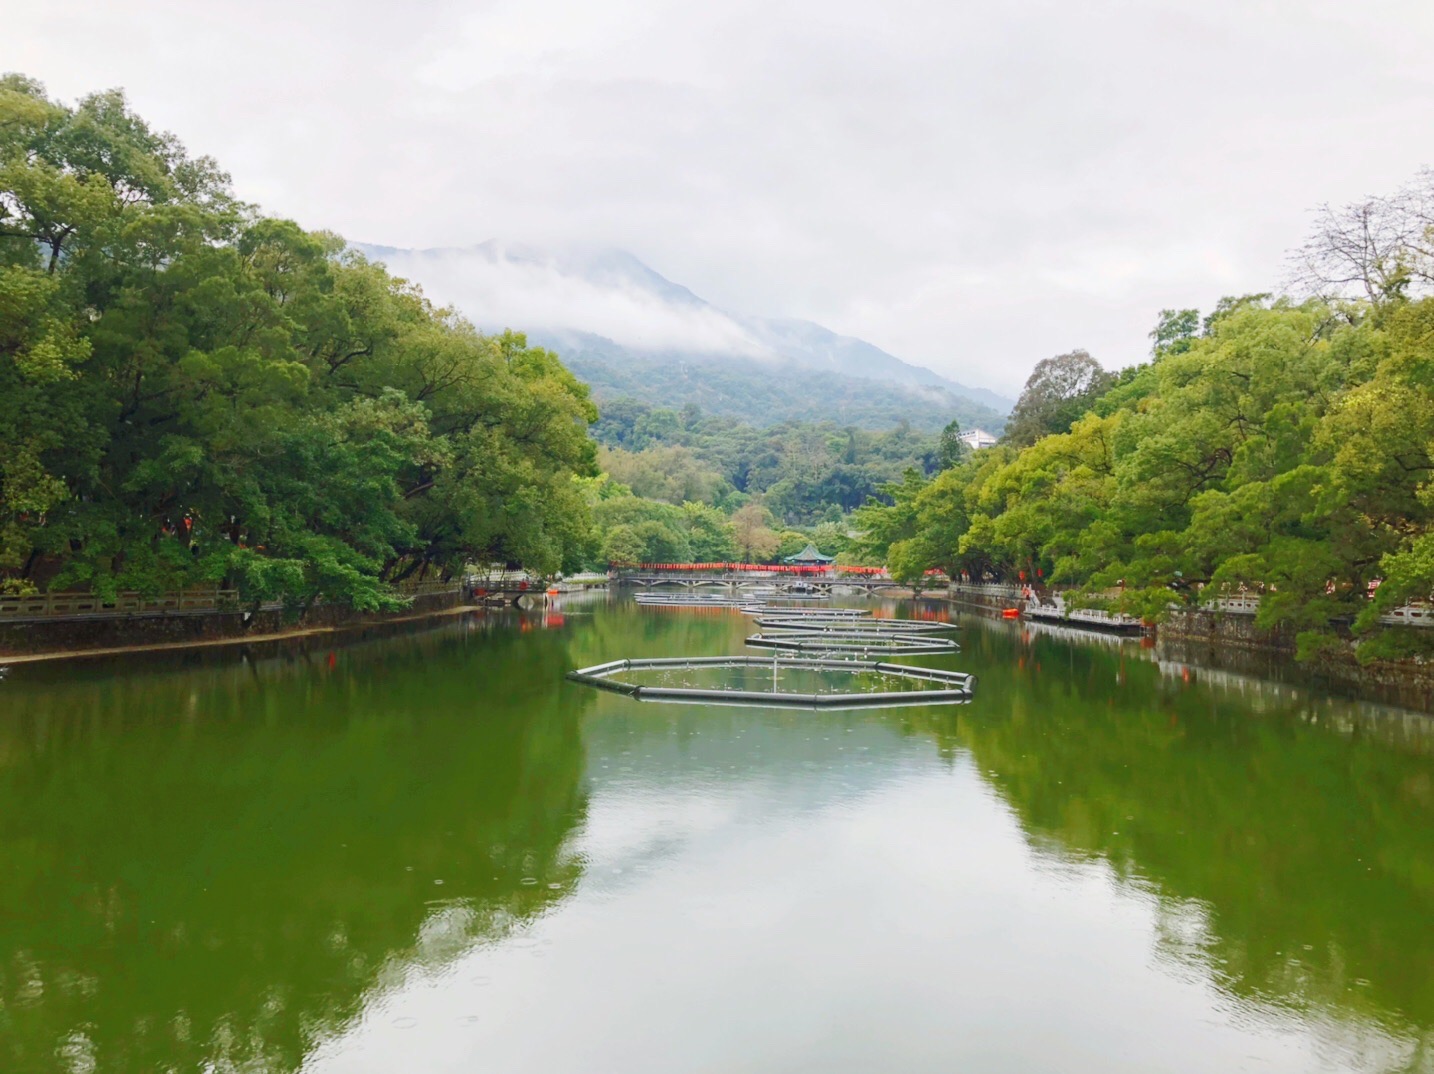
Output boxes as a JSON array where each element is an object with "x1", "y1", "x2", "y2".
[{"x1": 357, "y1": 241, "x2": 1014, "y2": 425}]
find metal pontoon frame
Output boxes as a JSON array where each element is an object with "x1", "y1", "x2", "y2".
[
  {"x1": 754, "y1": 616, "x2": 957, "y2": 634},
  {"x1": 744, "y1": 631, "x2": 959, "y2": 655},
  {"x1": 565, "y1": 655, "x2": 976, "y2": 709}
]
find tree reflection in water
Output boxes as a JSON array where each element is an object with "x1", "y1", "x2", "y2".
[
  {"x1": 0, "y1": 617, "x2": 590, "y2": 1074},
  {"x1": 2, "y1": 603, "x2": 1432, "y2": 1072},
  {"x1": 940, "y1": 620, "x2": 1434, "y2": 1050}
]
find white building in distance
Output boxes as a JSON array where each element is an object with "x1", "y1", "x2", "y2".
[{"x1": 958, "y1": 428, "x2": 998, "y2": 451}]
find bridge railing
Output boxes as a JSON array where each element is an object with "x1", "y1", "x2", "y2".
[
  {"x1": 618, "y1": 572, "x2": 901, "y2": 587},
  {"x1": 617, "y1": 563, "x2": 881, "y2": 577}
]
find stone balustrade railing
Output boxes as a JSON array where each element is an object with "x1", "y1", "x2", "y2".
[
  {"x1": 948, "y1": 582, "x2": 1026, "y2": 599},
  {"x1": 950, "y1": 582, "x2": 1432, "y2": 630},
  {"x1": 0, "y1": 587, "x2": 241, "y2": 620},
  {"x1": 0, "y1": 578, "x2": 465, "y2": 622},
  {"x1": 393, "y1": 579, "x2": 463, "y2": 596},
  {"x1": 1204, "y1": 594, "x2": 1431, "y2": 627}
]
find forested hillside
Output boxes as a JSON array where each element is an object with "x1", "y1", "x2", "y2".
[
  {"x1": 591, "y1": 399, "x2": 958, "y2": 521},
  {"x1": 0, "y1": 76, "x2": 951, "y2": 604},
  {"x1": 854, "y1": 174, "x2": 1434, "y2": 661},
  {"x1": 356, "y1": 240, "x2": 1013, "y2": 433},
  {"x1": 556, "y1": 339, "x2": 1007, "y2": 433},
  {"x1": 0, "y1": 77, "x2": 598, "y2": 607}
]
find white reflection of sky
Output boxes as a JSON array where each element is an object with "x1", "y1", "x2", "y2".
[{"x1": 302, "y1": 712, "x2": 1412, "y2": 1074}]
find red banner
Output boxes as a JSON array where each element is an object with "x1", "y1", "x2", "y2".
[{"x1": 619, "y1": 562, "x2": 895, "y2": 577}]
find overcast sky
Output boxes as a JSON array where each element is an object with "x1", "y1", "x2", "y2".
[{"x1": 9, "y1": 0, "x2": 1434, "y2": 394}]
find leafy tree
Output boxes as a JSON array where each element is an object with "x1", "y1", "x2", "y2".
[
  {"x1": 0, "y1": 78, "x2": 598, "y2": 608},
  {"x1": 601, "y1": 524, "x2": 645, "y2": 566},
  {"x1": 597, "y1": 444, "x2": 728, "y2": 505},
  {"x1": 629, "y1": 519, "x2": 691, "y2": 563},
  {"x1": 731, "y1": 503, "x2": 780, "y2": 562},
  {"x1": 850, "y1": 469, "x2": 927, "y2": 567},
  {"x1": 773, "y1": 530, "x2": 810, "y2": 561},
  {"x1": 1150, "y1": 309, "x2": 1200, "y2": 358},
  {"x1": 808, "y1": 520, "x2": 851, "y2": 557},
  {"x1": 680, "y1": 502, "x2": 737, "y2": 561},
  {"x1": 1002, "y1": 349, "x2": 1114, "y2": 448},
  {"x1": 1202, "y1": 293, "x2": 1272, "y2": 335},
  {"x1": 937, "y1": 419, "x2": 968, "y2": 469},
  {"x1": 853, "y1": 262, "x2": 1434, "y2": 660}
]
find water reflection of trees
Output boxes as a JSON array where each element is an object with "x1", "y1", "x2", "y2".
[
  {"x1": 941, "y1": 621, "x2": 1434, "y2": 1047},
  {"x1": 0, "y1": 619, "x2": 591, "y2": 1074},
  {"x1": 558, "y1": 600, "x2": 1434, "y2": 1049}
]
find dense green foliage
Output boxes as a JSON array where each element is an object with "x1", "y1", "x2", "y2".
[
  {"x1": 578, "y1": 400, "x2": 962, "y2": 565},
  {"x1": 855, "y1": 282, "x2": 1434, "y2": 658},
  {"x1": 576, "y1": 471, "x2": 857, "y2": 568},
  {"x1": 592, "y1": 399, "x2": 947, "y2": 520},
  {"x1": 0, "y1": 78, "x2": 598, "y2": 609},
  {"x1": 31, "y1": 71, "x2": 1434, "y2": 657}
]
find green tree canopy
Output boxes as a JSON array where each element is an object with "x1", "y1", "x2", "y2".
[
  {"x1": 1002, "y1": 349, "x2": 1114, "y2": 448},
  {"x1": 1, "y1": 78, "x2": 598, "y2": 607},
  {"x1": 853, "y1": 276, "x2": 1434, "y2": 661}
]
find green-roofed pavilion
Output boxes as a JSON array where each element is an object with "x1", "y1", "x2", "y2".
[{"x1": 783, "y1": 543, "x2": 835, "y2": 565}]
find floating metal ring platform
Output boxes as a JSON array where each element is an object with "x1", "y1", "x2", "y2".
[
  {"x1": 755, "y1": 616, "x2": 957, "y2": 634},
  {"x1": 566, "y1": 655, "x2": 976, "y2": 709},
  {"x1": 745, "y1": 631, "x2": 959, "y2": 655},
  {"x1": 740, "y1": 606, "x2": 871, "y2": 619},
  {"x1": 635, "y1": 595, "x2": 754, "y2": 609}
]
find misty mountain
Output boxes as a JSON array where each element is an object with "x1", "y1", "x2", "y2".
[
  {"x1": 735, "y1": 316, "x2": 1012, "y2": 414},
  {"x1": 356, "y1": 240, "x2": 1011, "y2": 431}
]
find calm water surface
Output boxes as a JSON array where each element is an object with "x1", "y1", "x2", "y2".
[{"x1": 2, "y1": 598, "x2": 1432, "y2": 1073}]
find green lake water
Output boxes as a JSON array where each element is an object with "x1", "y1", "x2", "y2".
[{"x1": 2, "y1": 597, "x2": 1432, "y2": 1073}]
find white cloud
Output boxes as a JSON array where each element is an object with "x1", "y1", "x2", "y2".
[
  {"x1": 9, "y1": 0, "x2": 1434, "y2": 394},
  {"x1": 373, "y1": 244, "x2": 772, "y2": 356}
]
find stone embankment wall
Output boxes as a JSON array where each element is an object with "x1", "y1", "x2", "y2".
[
  {"x1": 943, "y1": 585, "x2": 1023, "y2": 616},
  {"x1": 943, "y1": 585, "x2": 1433, "y2": 711},
  {"x1": 1159, "y1": 608, "x2": 1295, "y2": 651},
  {"x1": 0, "y1": 590, "x2": 469, "y2": 658},
  {"x1": 1157, "y1": 608, "x2": 1433, "y2": 708}
]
